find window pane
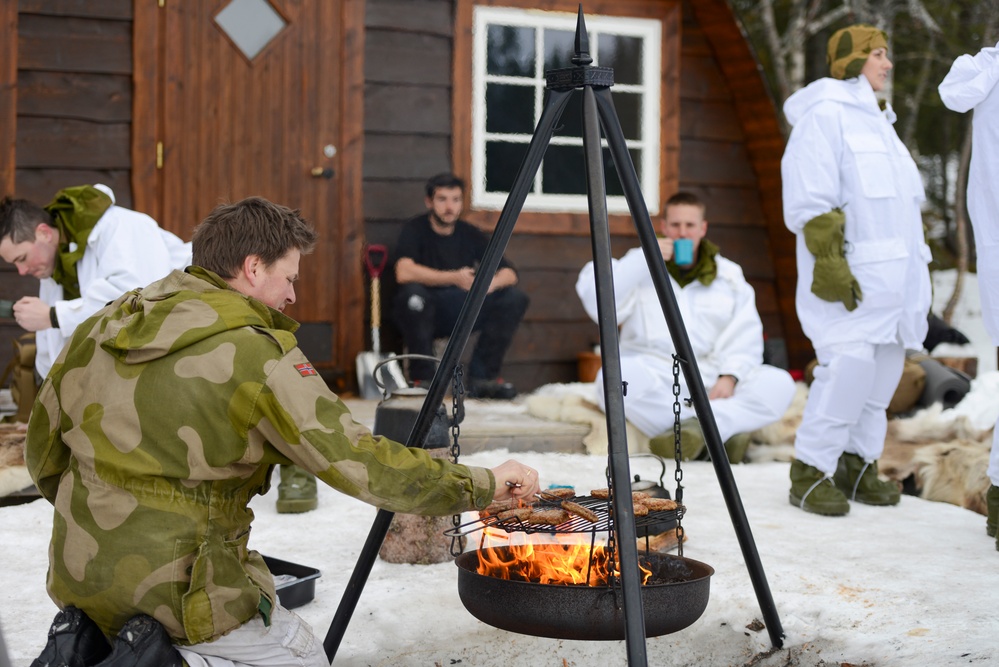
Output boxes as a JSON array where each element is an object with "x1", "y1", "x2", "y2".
[
  {"x1": 612, "y1": 91, "x2": 642, "y2": 141},
  {"x1": 487, "y1": 25, "x2": 535, "y2": 77},
  {"x1": 603, "y1": 147, "x2": 642, "y2": 197},
  {"x1": 543, "y1": 29, "x2": 575, "y2": 72},
  {"x1": 214, "y1": 0, "x2": 287, "y2": 61},
  {"x1": 486, "y1": 84, "x2": 535, "y2": 134},
  {"x1": 486, "y1": 141, "x2": 531, "y2": 193},
  {"x1": 542, "y1": 145, "x2": 587, "y2": 195},
  {"x1": 598, "y1": 34, "x2": 643, "y2": 85}
]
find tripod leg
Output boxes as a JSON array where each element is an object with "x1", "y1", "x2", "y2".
[
  {"x1": 593, "y1": 86, "x2": 785, "y2": 650},
  {"x1": 581, "y1": 84, "x2": 649, "y2": 664},
  {"x1": 323, "y1": 88, "x2": 576, "y2": 662}
]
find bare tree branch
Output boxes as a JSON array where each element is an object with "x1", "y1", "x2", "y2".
[
  {"x1": 900, "y1": 33, "x2": 936, "y2": 146},
  {"x1": 805, "y1": 4, "x2": 853, "y2": 35},
  {"x1": 906, "y1": 0, "x2": 941, "y2": 34}
]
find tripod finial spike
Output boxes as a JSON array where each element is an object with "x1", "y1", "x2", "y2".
[{"x1": 572, "y1": 4, "x2": 593, "y2": 66}]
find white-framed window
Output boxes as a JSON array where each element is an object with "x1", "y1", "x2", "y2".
[{"x1": 471, "y1": 6, "x2": 661, "y2": 215}]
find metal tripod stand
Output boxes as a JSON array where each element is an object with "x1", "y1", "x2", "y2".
[{"x1": 325, "y1": 6, "x2": 784, "y2": 664}]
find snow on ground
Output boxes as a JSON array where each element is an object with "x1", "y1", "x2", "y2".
[
  {"x1": 1, "y1": 269, "x2": 996, "y2": 666},
  {"x1": 2, "y1": 454, "x2": 996, "y2": 667}
]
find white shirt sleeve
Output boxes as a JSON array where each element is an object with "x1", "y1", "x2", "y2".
[
  {"x1": 53, "y1": 209, "x2": 182, "y2": 337},
  {"x1": 576, "y1": 247, "x2": 651, "y2": 325},
  {"x1": 781, "y1": 104, "x2": 844, "y2": 234},
  {"x1": 939, "y1": 45, "x2": 999, "y2": 113}
]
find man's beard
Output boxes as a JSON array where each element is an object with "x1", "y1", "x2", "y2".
[{"x1": 430, "y1": 211, "x2": 458, "y2": 227}]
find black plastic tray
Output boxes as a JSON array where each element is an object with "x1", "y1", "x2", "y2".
[{"x1": 262, "y1": 554, "x2": 321, "y2": 610}]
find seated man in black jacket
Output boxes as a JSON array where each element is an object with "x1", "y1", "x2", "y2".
[{"x1": 392, "y1": 173, "x2": 529, "y2": 399}]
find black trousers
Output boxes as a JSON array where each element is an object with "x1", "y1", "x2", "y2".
[{"x1": 392, "y1": 283, "x2": 529, "y2": 383}]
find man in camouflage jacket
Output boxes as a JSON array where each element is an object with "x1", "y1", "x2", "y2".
[{"x1": 26, "y1": 197, "x2": 540, "y2": 666}]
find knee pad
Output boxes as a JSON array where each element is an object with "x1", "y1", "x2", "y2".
[{"x1": 811, "y1": 353, "x2": 877, "y2": 424}]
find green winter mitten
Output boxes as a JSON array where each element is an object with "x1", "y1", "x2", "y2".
[{"x1": 803, "y1": 209, "x2": 862, "y2": 311}]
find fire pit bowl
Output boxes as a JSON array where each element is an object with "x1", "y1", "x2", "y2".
[{"x1": 455, "y1": 546, "x2": 713, "y2": 640}]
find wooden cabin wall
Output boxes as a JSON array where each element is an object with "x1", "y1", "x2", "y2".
[
  {"x1": 1, "y1": 0, "x2": 134, "y2": 390},
  {"x1": 360, "y1": 0, "x2": 595, "y2": 391},
  {"x1": 675, "y1": 8, "x2": 784, "y2": 343},
  {"x1": 360, "y1": 0, "x2": 480, "y2": 376},
  {"x1": 360, "y1": 0, "x2": 797, "y2": 392}
]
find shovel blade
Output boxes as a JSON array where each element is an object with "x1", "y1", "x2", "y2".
[{"x1": 356, "y1": 352, "x2": 406, "y2": 399}]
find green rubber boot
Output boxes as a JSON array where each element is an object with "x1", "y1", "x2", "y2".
[
  {"x1": 649, "y1": 418, "x2": 751, "y2": 464},
  {"x1": 724, "y1": 432, "x2": 752, "y2": 464},
  {"x1": 986, "y1": 485, "x2": 999, "y2": 539},
  {"x1": 833, "y1": 453, "x2": 900, "y2": 506},
  {"x1": 649, "y1": 418, "x2": 706, "y2": 461},
  {"x1": 789, "y1": 459, "x2": 849, "y2": 516},
  {"x1": 277, "y1": 465, "x2": 318, "y2": 514}
]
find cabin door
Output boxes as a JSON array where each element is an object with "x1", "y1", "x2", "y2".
[{"x1": 133, "y1": 0, "x2": 365, "y2": 386}]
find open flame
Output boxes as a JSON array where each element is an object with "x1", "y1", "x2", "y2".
[{"x1": 475, "y1": 540, "x2": 653, "y2": 586}]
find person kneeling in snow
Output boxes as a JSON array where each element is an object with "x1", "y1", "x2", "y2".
[{"x1": 25, "y1": 197, "x2": 541, "y2": 666}]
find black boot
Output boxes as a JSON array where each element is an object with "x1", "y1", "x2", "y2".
[
  {"x1": 30, "y1": 606, "x2": 111, "y2": 667},
  {"x1": 94, "y1": 615, "x2": 183, "y2": 667}
]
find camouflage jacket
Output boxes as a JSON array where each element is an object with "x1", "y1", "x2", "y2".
[{"x1": 26, "y1": 267, "x2": 494, "y2": 644}]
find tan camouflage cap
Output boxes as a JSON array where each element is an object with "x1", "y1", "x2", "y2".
[{"x1": 827, "y1": 24, "x2": 888, "y2": 80}]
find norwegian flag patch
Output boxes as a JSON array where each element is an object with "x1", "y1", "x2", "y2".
[{"x1": 294, "y1": 363, "x2": 318, "y2": 377}]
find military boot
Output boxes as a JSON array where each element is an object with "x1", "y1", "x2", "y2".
[
  {"x1": 650, "y1": 419, "x2": 751, "y2": 464},
  {"x1": 94, "y1": 614, "x2": 183, "y2": 667},
  {"x1": 30, "y1": 606, "x2": 111, "y2": 667},
  {"x1": 833, "y1": 453, "x2": 900, "y2": 506},
  {"x1": 986, "y1": 484, "x2": 999, "y2": 538},
  {"x1": 649, "y1": 418, "x2": 706, "y2": 461},
  {"x1": 277, "y1": 465, "x2": 318, "y2": 514},
  {"x1": 724, "y1": 432, "x2": 752, "y2": 464},
  {"x1": 789, "y1": 459, "x2": 849, "y2": 516}
]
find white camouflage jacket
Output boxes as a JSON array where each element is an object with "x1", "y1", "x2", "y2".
[{"x1": 781, "y1": 74, "x2": 931, "y2": 350}]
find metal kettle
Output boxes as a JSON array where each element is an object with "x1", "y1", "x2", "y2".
[
  {"x1": 631, "y1": 453, "x2": 677, "y2": 536},
  {"x1": 371, "y1": 355, "x2": 463, "y2": 449}
]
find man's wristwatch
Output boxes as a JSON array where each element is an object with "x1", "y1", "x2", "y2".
[{"x1": 49, "y1": 306, "x2": 59, "y2": 329}]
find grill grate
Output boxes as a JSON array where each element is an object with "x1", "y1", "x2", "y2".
[{"x1": 445, "y1": 492, "x2": 685, "y2": 537}]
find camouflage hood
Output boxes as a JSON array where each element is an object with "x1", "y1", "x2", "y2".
[{"x1": 98, "y1": 266, "x2": 300, "y2": 365}]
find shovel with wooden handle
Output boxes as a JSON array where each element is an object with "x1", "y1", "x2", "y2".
[{"x1": 356, "y1": 244, "x2": 406, "y2": 399}]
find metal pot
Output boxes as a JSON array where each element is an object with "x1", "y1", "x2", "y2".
[{"x1": 455, "y1": 547, "x2": 712, "y2": 640}]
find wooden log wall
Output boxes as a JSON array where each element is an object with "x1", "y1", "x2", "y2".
[
  {"x1": 361, "y1": 0, "x2": 461, "y2": 369},
  {"x1": 1, "y1": 0, "x2": 134, "y2": 390},
  {"x1": 359, "y1": 0, "x2": 803, "y2": 393}
]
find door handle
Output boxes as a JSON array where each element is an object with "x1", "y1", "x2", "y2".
[{"x1": 311, "y1": 167, "x2": 334, "y2": 179}]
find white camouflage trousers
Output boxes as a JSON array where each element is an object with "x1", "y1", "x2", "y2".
[{"x1": 176, "y1": 604, "x2": 328, "y2": 667}]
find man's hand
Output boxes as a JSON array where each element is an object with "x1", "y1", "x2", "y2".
[
  {"x1": 657, "y1": 236, "x2": 675, "y2": 262},
  {"x1": 452, "y1": 267, "x2": 476, "y2": 291},
  {"x1": 708, "y1": 375, "x2": 737, "y2": 400},
  {"x1": 13, "y1": 296, "x2": 54, "y2": 332},
  {"x1": 490, "y1": 460, "x2": 541, "y2": 501}
]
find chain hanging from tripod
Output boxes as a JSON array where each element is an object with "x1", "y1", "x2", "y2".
[
  {"x1": 672, "y1": 354, "x2": 685, "y2": 558},
  {"x1": 449, "y1": 363, "x2": 466, "y2": 557}
]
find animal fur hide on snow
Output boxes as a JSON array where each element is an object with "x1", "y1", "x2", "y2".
[
  {"x1": 527, "y1": 380, "x2": 993, "y2": 516},
  {"x1": 0, "y1": 424, "x2": 31, "y2": 498},
  {"x1": 525, "y1": 383, "x2": 650, "y2": 456}
]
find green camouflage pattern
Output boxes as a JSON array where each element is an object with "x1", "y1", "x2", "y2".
[
  {"x1": 26, "y1": 267, "x2": 494, "y2": 644},
  {"x1": 826, "y1": 24, "x2": 888, "y2": 80}
]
